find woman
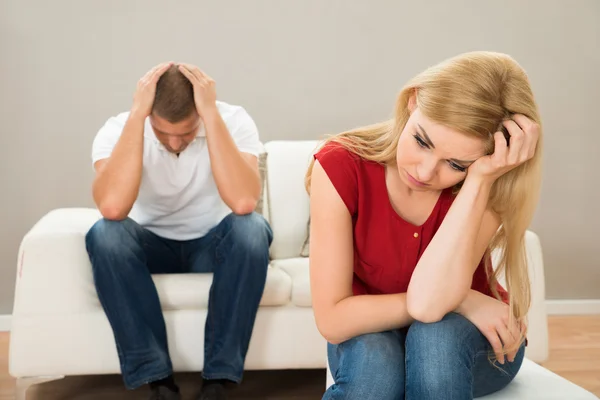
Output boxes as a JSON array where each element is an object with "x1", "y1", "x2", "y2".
[{"x1": 305, "y1": 51, "x2": 542, "y2": 399}]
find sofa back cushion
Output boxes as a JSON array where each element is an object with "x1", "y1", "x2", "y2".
[{"x1": 264, "y1": 140, "x2": 319, "y2": 260}]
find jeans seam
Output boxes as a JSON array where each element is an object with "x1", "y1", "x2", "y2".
[
  {"x1": 205, "y1": 222, "x2": 225, "y2": 380},
  {"x1": 473, "y1": 349, "x2": 511, "y2": 377},
  {"x1": 126, "y1": 369, "x2": 173, "y2": 390},
  {"x1": 202, "y1": 372, "x2": 242, "y2": 383},
  {"x1": 95, "y1": 286, "x2": 126, "y2": 372}
]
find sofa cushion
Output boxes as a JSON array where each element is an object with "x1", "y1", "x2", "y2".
[
  {"x1": 271, "y1": 258, "x2": 312, "y2": 307},
  {"x1": 150, "y1": 265, "x2": 292, "y2": 310},
  {"x1": 478, "y1": 358, "x2": 598, "y2": 399},
  {"x1": 255, "y1": 150, "x2": 268, "y2": 216},
  {"x1": 264, "y1": 141, "x2": 318, "y2": 260},
  {"x1": 300, "y1": 218, "x2": 310, "y2": 257}
]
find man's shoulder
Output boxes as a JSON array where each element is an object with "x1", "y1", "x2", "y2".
[
  {"x1": 216, "y1": 101, "x2": 253, "y2": 123},
  {"x1": 97, "y1": 111, "x2": 133, "y2": 134},
  {"x1": 107, "y1": 111, "x2": 132, "y2": 126}
]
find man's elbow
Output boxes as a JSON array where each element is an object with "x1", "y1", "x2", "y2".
[
  {"x1": 230, "y1": 197, "x2": 258, "y2": 215},
  {"x1": 97, "y1": 201, "x2": 130, "y2": 221}
]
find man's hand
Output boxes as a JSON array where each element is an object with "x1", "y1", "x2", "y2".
[
  {"x1": 178, "y1": 63, "x2": 218, "y2": 120},
  {"x1": 131, "y1": 62, "x2": 173, "y2": 119}
]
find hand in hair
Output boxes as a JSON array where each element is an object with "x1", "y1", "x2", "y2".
[
  {"x1": 457, "y1": 290, "x2": 527, "y2": 364},
  {"x1": 178, "y1": 64, "x2": 217, "y2": 120},
  {"x1": 467, "y1": 114, "x2": 540, "y2": 184},
  {"x1": 131, "y1": 62, "x2": 173, "y2": 118}
]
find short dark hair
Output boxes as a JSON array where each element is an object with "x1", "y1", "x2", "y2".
[{"x1": 152, "y1": 65, "x2": 196, "y2": 123}]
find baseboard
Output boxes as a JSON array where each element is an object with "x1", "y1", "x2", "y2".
[
  {"x1": 546, "y1": 299, "x2": 600, "y2": 315},
  {"x1": 0, "y1": 314, "x2": 11, "y2": 331}
]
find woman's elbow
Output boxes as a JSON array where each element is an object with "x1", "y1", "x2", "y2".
[
  {"x1": 318, "y1": 324, "x2": 344, "y2": 345},
  {"x1": 315, "y1": 311, "x2": 345, "y2": 345},
  {"x1": 406, "y1": 292, "x2": 446, "y2": 323}
]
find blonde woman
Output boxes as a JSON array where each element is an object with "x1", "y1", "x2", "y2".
[{"x1": 306, "y1": 51, "x2": 542, "y2": 399}]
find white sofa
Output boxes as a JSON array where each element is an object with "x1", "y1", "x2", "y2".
[{"x1": 9, "y1": 140, "x2": 598, "y2": 399}]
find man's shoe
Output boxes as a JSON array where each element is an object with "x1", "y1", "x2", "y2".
[
  {"x1": 149, "y1": 386, "x2": 182, "y2": 400},
  {"x1": 197, "y1": 382, "x2": 228, "y2": 400}
]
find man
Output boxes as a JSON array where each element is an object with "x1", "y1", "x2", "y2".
[{"x1": 85, "y1": 62, "x2": 273, "y2": 400}]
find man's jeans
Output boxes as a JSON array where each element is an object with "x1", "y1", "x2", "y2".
[
  {"x1": 324, "y1": 312, "x2": 526, "y2": 400},
  {"x1": 85, "y1": 212, "x2": 273, "y2": 390}
]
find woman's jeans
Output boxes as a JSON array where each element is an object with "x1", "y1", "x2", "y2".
[
  {"x1": 85, "y1": 212, "x2": 273, "y2": 390},
  {"x1": 324, "y1": 312, "x2": 526, "y2": 400}
]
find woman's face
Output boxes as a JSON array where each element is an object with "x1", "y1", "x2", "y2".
[{"x1": 395, "y1": 104, "x2": 488, "y2": 192}]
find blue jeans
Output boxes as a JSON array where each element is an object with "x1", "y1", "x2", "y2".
[
  {"x1": 325, "y1": 312, "x2": 526, "y2": 400},
  {"x1": 85, "y1": 212, "x2": 273, "y2": 390}
]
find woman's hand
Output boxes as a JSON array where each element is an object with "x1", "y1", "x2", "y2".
[
  {"x1": 468, "y1": 114, "x2": 540, "y2": 184},
  {"x1": 457, "y1": 290, "x2": 527, "y2": 364}
]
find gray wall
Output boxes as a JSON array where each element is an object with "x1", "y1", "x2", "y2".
[{"x1": 1, "y1": 0, "x2": 598, "y2": 315}]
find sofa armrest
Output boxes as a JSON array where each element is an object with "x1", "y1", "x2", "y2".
[
  {"x1": 522, "y1": 230, "x2": 549, "y2": 363},
  {"x1": 12, "y1": 208, "x2": 102, "y2": 317},
  {"x1": 492, "y1": 230, "x2": 549, "y2": 363}
]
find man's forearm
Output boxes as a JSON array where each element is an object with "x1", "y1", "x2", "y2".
[
  {"x1": 92, "y1": 113, "x2": 145, "y2": 220},
  {"x1": 203, "y1": 108, "x2": 261, "y2": 214}
]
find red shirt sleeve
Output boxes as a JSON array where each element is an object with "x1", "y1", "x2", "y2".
[
  {"x1": 314, "y1": 142, "x2": 359, "y2": 215},
  {"x1": 471, "y1": 253, "x2": 510, "y2": 303}
]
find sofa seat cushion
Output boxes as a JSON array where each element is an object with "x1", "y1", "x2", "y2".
[
  {"x1": 271, "y1": 258, "x2": 312, "y2": 307},
  {"x1": 155, "y1": 265, "x2": 292, "y2": 310},
  {"x1": 97, "y1": 266, "x2": 293, "y2": 311},
  {"x1": 479, "y1": 358, "x2": 598, "y2": 399}
]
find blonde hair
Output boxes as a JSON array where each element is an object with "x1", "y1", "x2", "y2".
[{"x1": 305, "y1": 51, "x2": 543, "y2": 351}]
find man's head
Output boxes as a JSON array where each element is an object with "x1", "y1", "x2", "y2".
[{"x1": 150, "y1": 64, "x2": 200, "y2": 153}]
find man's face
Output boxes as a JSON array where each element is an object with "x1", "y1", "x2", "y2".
[{"x1": 149, "y1": 112, "x2": 201, "y2": 153}]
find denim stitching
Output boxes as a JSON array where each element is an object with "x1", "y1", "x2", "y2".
[
  {"x1": 202, "y1": 372, "x2": 242, "y2": 383},
  {"x1": 128, "y1": 370, "x2": 173, "y2": 390},
  {"x1": 204, "y1": 216, "x2": 228, "y2": 380}
]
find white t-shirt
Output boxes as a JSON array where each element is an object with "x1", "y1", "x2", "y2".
[{"x1": 91, "y1": 100, "x2": 262, "y2": 240}]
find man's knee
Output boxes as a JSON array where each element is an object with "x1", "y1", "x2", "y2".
[
  {"x1": 85, "y1": 218, "x2": 142, "y2": 257},
  {"x1": 222, "y1": 212, "x2": 273, "y2": 252}
]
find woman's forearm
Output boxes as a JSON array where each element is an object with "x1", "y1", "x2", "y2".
[
  {"x1": 320, "y1": 293, "x2": 413, "y2": 345},
  {"x1": 407, "y1": 176, "x2": 493, "y2": 322}
]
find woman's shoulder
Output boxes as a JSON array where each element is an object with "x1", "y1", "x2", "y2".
[
  {"x1": 314, "y1": 140, "x2": 381, "y2": 175},
  {"x1": 315, "y1": 140, "x2": 360, "y2": 163}
]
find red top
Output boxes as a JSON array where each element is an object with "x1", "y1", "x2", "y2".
[{"x1": 314, "y1": 142, "x2": 508, "y2": 301}]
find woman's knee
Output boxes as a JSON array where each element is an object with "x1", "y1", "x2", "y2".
[
  {"x1": 327, "y1": 331, "x2": 405, "y2": 399},
  {"x1": 405, "y1": 313, "x2": 480, "y2": 394},
  {"x1": 406, "y1": 312, "x2": 478, "y2": 355}
]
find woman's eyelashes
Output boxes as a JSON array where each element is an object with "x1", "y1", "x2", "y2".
[
  {"x1": 413, "y1": 133, "x2": 467, "y2": 173},
  {"x1": 449, "y1": 162, "x2": 467, "y2": 172},
  {"x1": 413, "y1": 134, "x2": 428, "y2": 148}
]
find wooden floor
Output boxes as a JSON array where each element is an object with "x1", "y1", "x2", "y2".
[{"x1": 1, "y1": 316, "x2": 598, "y2": 399}]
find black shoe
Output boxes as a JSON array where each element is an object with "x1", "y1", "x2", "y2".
[
  {"x1": 197, "y1": 381, "x2": 228, "y2": 400},
  {"x1": 149, "y1": 386, "x2": 182, "y2": 400}
]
